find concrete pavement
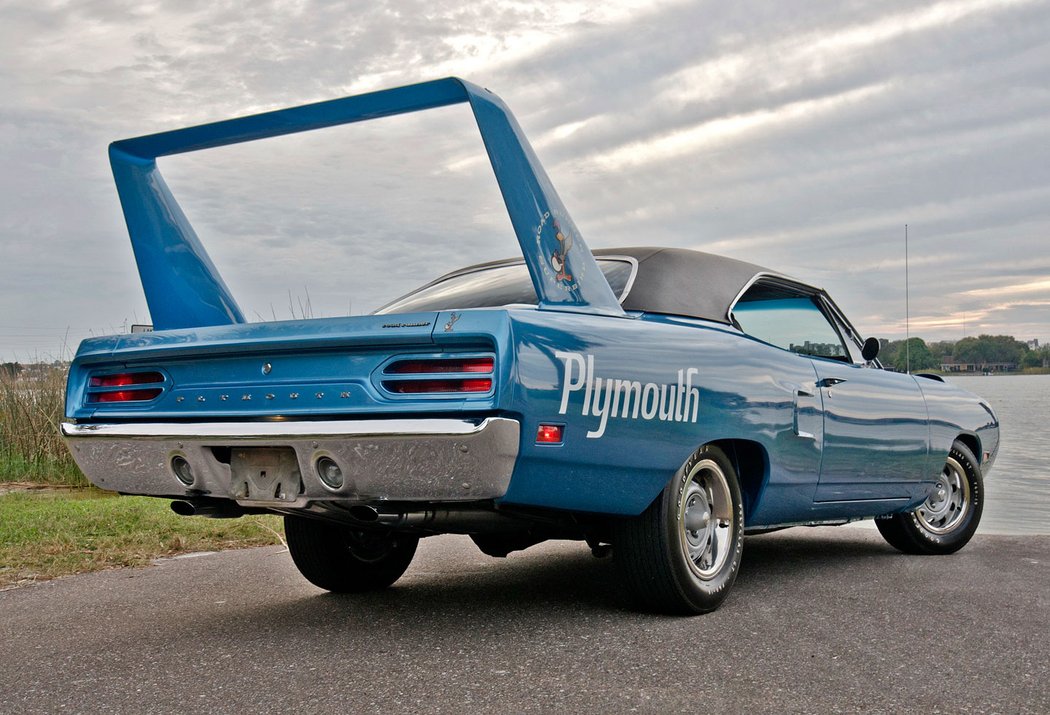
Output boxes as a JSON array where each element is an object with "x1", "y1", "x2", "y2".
[{"x1": 1, "y1": 527, "x2": 1047, "y2": 714}]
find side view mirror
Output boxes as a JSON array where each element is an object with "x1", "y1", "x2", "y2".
[{"x1": 861, "y1": 337, "x2": 881, "y2": 362}]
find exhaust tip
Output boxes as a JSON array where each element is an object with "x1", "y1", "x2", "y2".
[
  {"x1": 170, "y1": 455, "x2": 195, "y2": 486},
  {"x1": 348, "y1": 505, "x2": 380, "y2": 522},
  {"x1": 170, "y1": 500, "x2": 195, "y2": 516}
]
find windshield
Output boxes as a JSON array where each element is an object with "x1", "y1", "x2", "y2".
[{"x1": 376, "y1": 259, "x2": 635, "y2": 314}]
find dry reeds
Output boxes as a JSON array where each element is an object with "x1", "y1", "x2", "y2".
[{"x1": 0, "y1": 366, "x2": 86, "y2": 486}]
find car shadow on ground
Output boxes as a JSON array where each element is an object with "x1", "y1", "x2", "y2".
[
  {"x1": 739, "y1": 527, "x2": 898, "y2": 576},
  {"x1": 192, "y1": 527, "x2": 904, "y2": 638}
]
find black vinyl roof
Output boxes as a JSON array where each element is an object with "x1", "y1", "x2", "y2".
[
  {"x1": 382, "y1": 246, "x2": 782, "y2": 323},
  {"x1": 594, "y1": 247, "x2": 771, "y2": 323}
]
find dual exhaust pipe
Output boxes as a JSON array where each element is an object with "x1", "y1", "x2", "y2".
[
  {"x1": 347, "y1": 504, "x2": 514, "y2": 532},
  {"x1": 170, "y1": 499, "x2": 244, "y2": 519},
  {"x1": 171, "y1": 498, "x2": 514, "y2": 533}
]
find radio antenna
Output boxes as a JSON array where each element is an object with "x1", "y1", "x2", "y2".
[{"x1": 905, "y1": 224, "x2": 910, "y2": 374}]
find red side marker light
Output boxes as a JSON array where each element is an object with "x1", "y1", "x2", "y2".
[{"x1": 536, "y1": 424, "x2": 564, "y2": 444}]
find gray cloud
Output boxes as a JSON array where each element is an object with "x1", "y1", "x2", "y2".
[{"x1": 1, "y1": 0, "x2": 1048, "y2": 360}]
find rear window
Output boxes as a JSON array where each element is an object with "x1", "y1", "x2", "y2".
[{"x1": 376, "y1": 259, "x2": 635, "y2": 314}]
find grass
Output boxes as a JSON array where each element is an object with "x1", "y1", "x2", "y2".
[
  {"x1": 0, "y1": 489, "x2": 285, "y2": 590},
  {"x1": 1, "y1": 367, "x2": 87, "y2": 486},
  {"x1": 0, "y1": 454, "x2": 84, "y2": 486},
  {"x1": 0, "y1": 368, "x2": 284, "y2": 591},
  {"x1": 4, "y1": 353, "x2": 1041, "y2": 590}
]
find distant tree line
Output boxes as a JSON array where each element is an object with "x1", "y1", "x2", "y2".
[{"x1": 877, "y1": 335, "x2": 1048, "y2": 372}]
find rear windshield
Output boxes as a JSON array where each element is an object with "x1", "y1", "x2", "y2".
[{"x1": 376, "y1": 259, "x2": 635, "y2": 314}]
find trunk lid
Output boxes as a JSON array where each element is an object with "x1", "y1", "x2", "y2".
[{"x1": 66, "y1": 311, "x2": 511, "y2": 421}]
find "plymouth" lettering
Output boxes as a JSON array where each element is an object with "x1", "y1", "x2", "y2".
[{"x1": 555, "y1": 351, "x2": 700, "y2": 438}]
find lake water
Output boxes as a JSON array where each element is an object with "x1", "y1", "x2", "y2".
[{"x1": 952, "y1": 375, "x2": 1049, "y2": 535}]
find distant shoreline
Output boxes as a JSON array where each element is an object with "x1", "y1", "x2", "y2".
[{"x1": 946, "y1": 370, "x2": 1050, "y2": 377}]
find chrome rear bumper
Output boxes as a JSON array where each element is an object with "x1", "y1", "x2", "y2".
[{"x1": 62, "y1": 417, "x2": 520, "y2": 506}]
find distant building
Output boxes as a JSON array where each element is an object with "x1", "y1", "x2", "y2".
[
  {"x1": 939, "y1": 357, "x2": 1017, "y2": 373},
  {"x1": 940, "y1": 358, "x2": 974, "y2": 373},
  {"x1": 1027, "y1": 339, "x2": 1040, "y2": 349}
]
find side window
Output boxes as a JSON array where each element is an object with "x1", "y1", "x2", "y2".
[{"x1": 732, "y1": 287, "x2": 849, "y2": 361}]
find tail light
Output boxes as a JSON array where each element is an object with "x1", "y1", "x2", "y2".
[
  {"x1": 89, "y1": 372, "x2": 164, "y2": 387},
  {"x1": 385, "y1": 378, "x2": 492, "y2": 394},
  {"x1": 90, "y1": 389, "x2": 163, "y2": 403},
  {"x1": 386, "y1": 357, "x2": 494, "y2": 374},
  {"x1": 382, "y1": 356, "x2": 494, "y2": 395},
  {"x1": 87, "y1": 371, "x2": 165, "y2": 404}
]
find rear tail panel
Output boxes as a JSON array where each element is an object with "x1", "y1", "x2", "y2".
[{"x1": 66, "y1": 311, "x2": 513, "y2": 422}]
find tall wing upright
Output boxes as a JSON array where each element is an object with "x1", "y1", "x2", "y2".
[{"x1": 109, "y1": 77, "x2": 624, "y2": 330}]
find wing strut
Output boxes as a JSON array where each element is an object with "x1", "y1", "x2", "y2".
[{"x1": 110, "y1": 77, "x2": 624, "y2": 330}]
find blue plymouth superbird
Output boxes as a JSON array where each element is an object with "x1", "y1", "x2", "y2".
[{"x1": 62, "y1": 79, "x2": 999, "y2": 614}]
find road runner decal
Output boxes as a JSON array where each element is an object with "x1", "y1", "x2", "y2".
[
  {"x1": 535, "y1": 211, "x2": 585, "y2": 294},
  {"x1": 555, "y1": 351, "x2": 700, "y2": 438}
]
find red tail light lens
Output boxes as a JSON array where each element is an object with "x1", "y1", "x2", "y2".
[
  {"x1": 89, "y1": 388, "x2": 163, "y2": 403},
  {"x1": 87, "y1": 371, "x2": 165, "y2": 403},
  {"x1": 382, "y1": 355, "x2": 494, "y2": 395},
  {"x1": 386, "y1": 358, "x2": 494, "y2": 374},
  {"x1": 383, "y1": 378, "x2": 492, "y2": 394},
  {"x1": 89, "y1": 371, "x2": 164, "y2": 387}
]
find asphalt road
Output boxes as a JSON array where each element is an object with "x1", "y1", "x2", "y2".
[{"x1": 2, "y1": 527, "x2": 1047, "y2": 714}]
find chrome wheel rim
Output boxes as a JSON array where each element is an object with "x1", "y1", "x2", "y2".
[
  {"x1": 915, "y1": 456, "x2": 970, "y2": 535},
  {"x1": 678, "y1": 458, "x2": 733, "y2": 579}
]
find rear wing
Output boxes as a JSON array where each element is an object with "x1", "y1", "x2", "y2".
[{"x1": 109, "y1": 77, "x2": 625, "y2": 330}]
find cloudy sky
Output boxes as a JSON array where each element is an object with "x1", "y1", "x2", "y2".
[{"x1": 2, "y1": 0, "x2": 1048, "y2": 361}]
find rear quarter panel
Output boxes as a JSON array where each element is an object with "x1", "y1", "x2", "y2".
[{"x1": 492, "y1": 309, "x2": 825, "y2": 520}]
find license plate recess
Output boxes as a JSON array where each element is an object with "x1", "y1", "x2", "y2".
[{"x1": 229, "y1": 447, "x2": 301, "y2": 502}]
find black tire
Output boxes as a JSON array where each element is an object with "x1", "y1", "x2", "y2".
[
  {"x1": 876, "y1": 439, "x2": 983, "y2": 555},
  {"x1": 284, "y1": 515, "x2": 418, "y2": 592},
  {"x1": 613, "y1": 444, "x2": 745, "y2": 615}
]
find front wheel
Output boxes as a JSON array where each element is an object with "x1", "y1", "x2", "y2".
[
  {"x1": 284, "y1": 515, "x2": 418, "y2": 592},
  {"x1": 876, "y1": 439, "x2": 983, "y2": 555},
  {"x1": 613, "y1": 444, "x2": 744, "y2": 615}
]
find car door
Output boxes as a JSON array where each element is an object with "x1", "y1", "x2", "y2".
[
  {"x1": 732, "y1": 281, "x2": 930, "y2": 503},
  {"x1": 810, "y1": 357, "x2": 929, "y2": 501},
  {"x1": 810, "y1": 294, "x2": 931, "y2": 500}
]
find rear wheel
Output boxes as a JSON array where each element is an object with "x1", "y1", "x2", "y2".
[
  {"x1": 613, "y1": 444, "x2": 744, "y2": 615},
  {"x1": 876, "y1": 439, "x2": 983, "y2": 555},
  {"x1": 284, "y1": 515, "x2": 418, "y2": 592}
]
